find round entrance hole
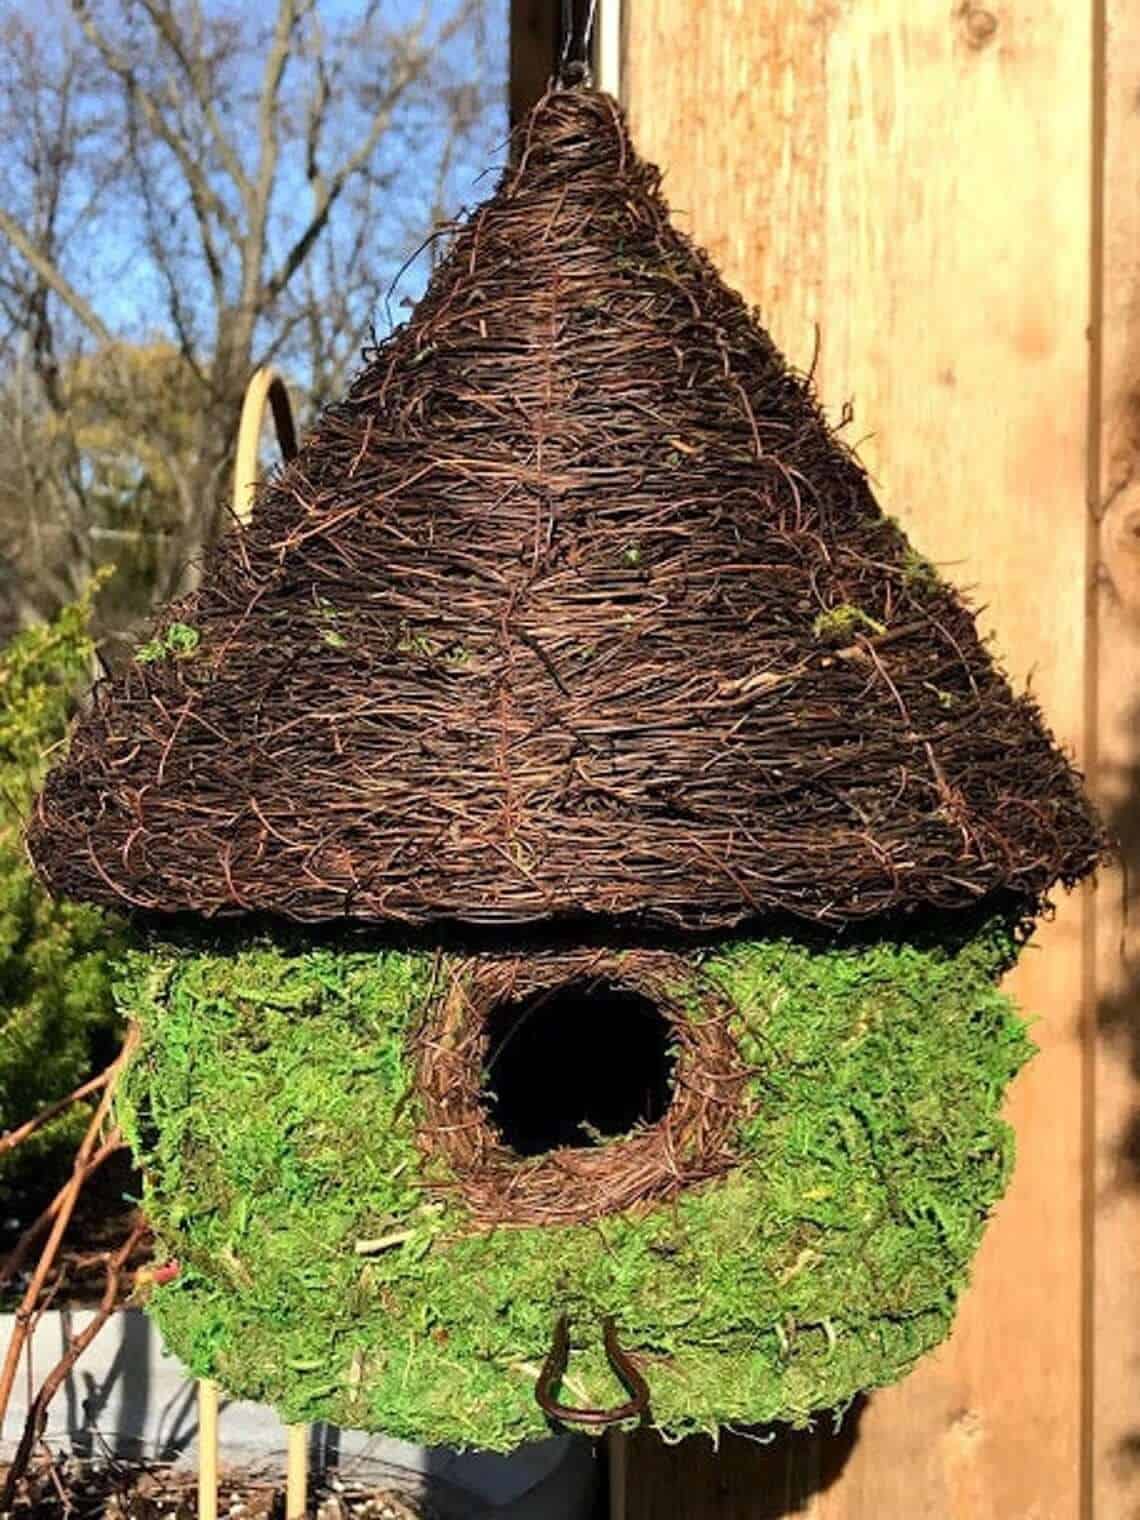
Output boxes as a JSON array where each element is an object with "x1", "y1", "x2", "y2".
[{"x1": 482, "y1": 980, "x2": 674, "y2": 1156}]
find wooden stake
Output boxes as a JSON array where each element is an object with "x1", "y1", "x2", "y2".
[
  {"x1": 285, "y1": 1422, "x2": 308, "y2": 1519},
  {"x1": 231, "y1": 365, "x2": 308, "y2": 1515},
  {"x1": 198, "y1": 1379, "x2": 219, "y2": 1520}
]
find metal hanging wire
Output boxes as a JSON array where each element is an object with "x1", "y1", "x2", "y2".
[{"x1": 558, "y1": 0, "x2": 599, "y2": 86}]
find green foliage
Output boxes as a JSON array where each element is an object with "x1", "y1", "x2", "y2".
[
  {"x1": 117, "y1": 919, "x2": 1031, "y2": 1450},
  {"x1": 811, "y1": 603, "x2": 887, "y2": 644},
  {"x1": 0, "y1": 587, "x2": 123, "y2": 1178},
  {"x1": 0, "y1": 583, "x2": 102, "y2": 817},
  {"x1": 135, "y1": 621, "x2": 201, "y2": 665},
  {"x1": 901, "y1": 543, "x2": 940, "y2": 589}
]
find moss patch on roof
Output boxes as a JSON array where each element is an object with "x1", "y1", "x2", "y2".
[{"x1": 116, "y1": 917, "x2": 1031, "y2": 1450}]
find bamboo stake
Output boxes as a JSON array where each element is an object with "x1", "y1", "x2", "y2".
[
  {"x1": 285, "y1": 1422, "x2": 308, "y2": 1519},
  {"x1": 212, "y1": 367, "x2": 306, "y2": 1517},
  {"x1": 198, "y1": 1378, "x2": 219, "y2": 1520}
]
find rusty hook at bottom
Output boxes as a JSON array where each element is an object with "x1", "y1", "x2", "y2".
[{"x1": 535, "y1": 1313, "x2": 651, "y2": 1429}]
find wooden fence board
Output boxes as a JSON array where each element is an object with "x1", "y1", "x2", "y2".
[
  {"x1": 1093, "y1": 2, "x2": 1140, "y2": 1515},
  {"x1": 624, "y1": 3, "x2": 1095, "y2": 1514}
]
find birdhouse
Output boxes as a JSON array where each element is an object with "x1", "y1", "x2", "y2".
[{"x1": 28, "y1": 89, "x2": 1103, "y2": 1451}]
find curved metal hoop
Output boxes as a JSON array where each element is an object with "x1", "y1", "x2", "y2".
[
  {"x1": 232, "y1": 367, "x2": 299, "y2": 526},
  {"x1": 535, "y1": 1314, "x2": 651, "y2": 1429}
]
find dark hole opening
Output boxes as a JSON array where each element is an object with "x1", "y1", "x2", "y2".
[{"x1": 482, "y1": 980, "x2": 674, "y2": 1157}]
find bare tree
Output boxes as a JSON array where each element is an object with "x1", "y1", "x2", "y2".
[{"x1": 0, "y1": 0, "x2": 499, "y2": 634}]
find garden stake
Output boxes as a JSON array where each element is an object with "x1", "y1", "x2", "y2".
[
  {"x1": 198, "y1": 1378, "x2": 219, "y2": 1520},
  {"x1": 232, "y1": 366, "x2": 298, "y2": 525},
  {"x1": 286, "y1": 1422, "x2": 308, "y2": 1519},
  {"x1": 192, "y1": 358, "x2": 303, "y2": 1498},
  {"x1": 231, "y1": 366, "x2": 307, "y2": 1514}
]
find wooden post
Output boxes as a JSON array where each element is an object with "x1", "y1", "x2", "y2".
[
  {"x1": 510, "y1": 0, "x2": 558, "y2": 126},
  {"x1": 197, "y1": 1379, "x2": 219, "y2": 1520}
]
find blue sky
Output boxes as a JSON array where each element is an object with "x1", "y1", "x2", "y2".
[{"x1": 2, "y1": 0, "x2": 511, "y2": 380}]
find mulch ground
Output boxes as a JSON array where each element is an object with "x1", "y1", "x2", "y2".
[{"x1": 2, "y1": 1455, "x2": 433, "y2": 1518}]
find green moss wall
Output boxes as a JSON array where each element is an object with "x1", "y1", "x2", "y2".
[{"x1": 116, "y1": 919, "x2": 1030, "y2": 1450}]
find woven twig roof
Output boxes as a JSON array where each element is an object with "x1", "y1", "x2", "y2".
[{"x1": 28, "y1": 88, "x2": 1102, "y2": 930}]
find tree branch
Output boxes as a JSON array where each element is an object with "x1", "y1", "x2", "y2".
[
  {"x1": 70, "y1": 1, "x2": 242, "y2": 251},
  {"x1": 0, "y1": 1025, "x2": 138, "y2": 1432},
  {"x1": 262, "y1": 1, "x2": 480, "y2": 306},
  {"x1": 233, "y1": 0, "x2": 303, "y2": 346},
  {"x1": 0, "y1": 206, "x2": 113, "y2": 347},
  {"x1": 0, "y1": 1217, "x2": 150, "y2": 1512},
  {"x1": 135, "y1": 0, "x2": 253, "y2": 206}
]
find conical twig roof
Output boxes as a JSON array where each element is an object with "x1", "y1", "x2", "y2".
[{"x1": 28, "y1": 89, "x2": 1103, "y2": 930}]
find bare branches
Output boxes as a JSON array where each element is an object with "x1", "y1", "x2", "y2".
[
  {"x1": 0, "y1": 0, "x2": 499, "y2": 633},
  {"x1": 0, "y1": 1025, "x2": 139, "y2": 1432},
  {"x1": 254, "y1": 0, "x2": 305, "y2": 219},
  {"x1": 69, "y1": 0, "x2": 242, "y2": 264},
  {"x1": 0, "y1": 1068, "x2": 114, "y2": 1157},
  {"x1": 0, "y1": 1133, "x2": 126, "y2": 1295},
  {"x1": 264, "y1": 0, "x2": 484, "y2": 305},
  {"x1": 0, "y1": 212, "x2": 114, "y2": 353},
  {"x1": 135, "y1": 0, "x2": 253, "y2": 206}
]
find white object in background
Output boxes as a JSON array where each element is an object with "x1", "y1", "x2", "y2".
[{"x1": 594, "y1": 0, "x2": 622, "y2": 100}]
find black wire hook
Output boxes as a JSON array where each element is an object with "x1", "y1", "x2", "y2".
[{"x1": 535, "y1": 1313, "x2": 652, "y2": 1429}]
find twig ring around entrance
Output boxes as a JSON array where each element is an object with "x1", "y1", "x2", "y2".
[{"x1": 413, "y1": 948, "x2": 749, "y2": 1227}]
